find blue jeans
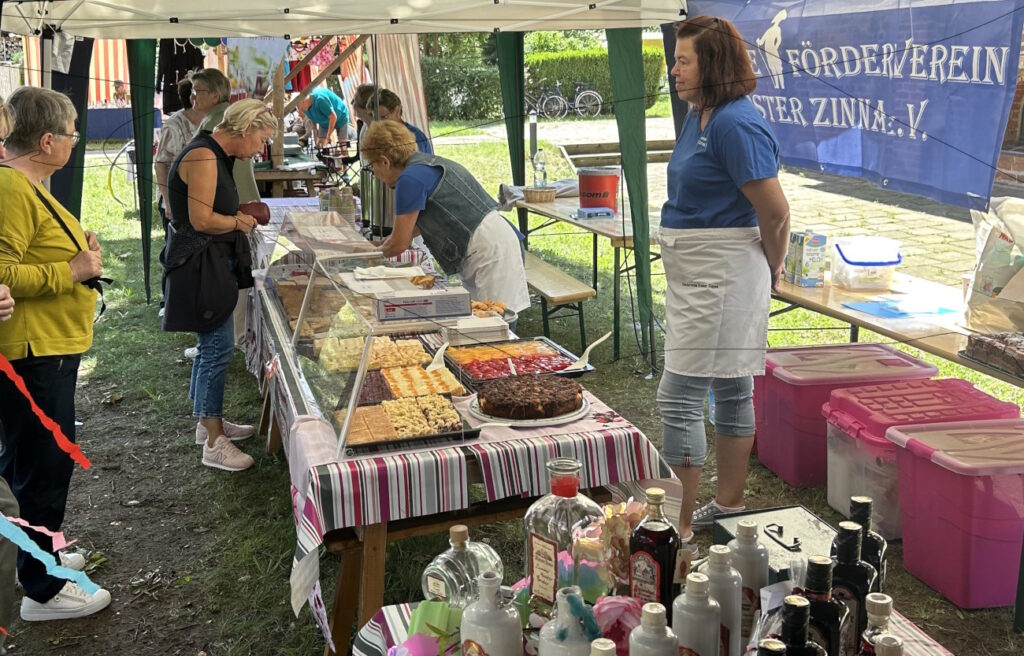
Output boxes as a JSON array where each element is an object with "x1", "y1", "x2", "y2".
[
  {"x1": 189, "y1": 314, "x2": 235, "y2": 418},
  {"x1": 657, "y1": 371, "x2": 755, "y2": 467}
]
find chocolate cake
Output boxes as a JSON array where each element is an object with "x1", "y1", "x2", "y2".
[
  {"x1": 476, "y1": 374, "x2": 584, "y2": 420},
  {"x1": 965, "y1": 332, "x2": 1024, "y2": 378}
]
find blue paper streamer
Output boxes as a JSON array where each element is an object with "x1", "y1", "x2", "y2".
[{"x1": 0, "y1": 515, "x2": 99, "y2": 595}]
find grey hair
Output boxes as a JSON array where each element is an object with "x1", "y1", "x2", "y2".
[
  {"x1": 0, "y1": 94, "x2": 12, "y2": 138},
  {"x1": 190, "y1": 68, "x2": 231, "y2": 104},
  {"x1": 4, "y1": 86, "x2": 77, "y2": 153}
]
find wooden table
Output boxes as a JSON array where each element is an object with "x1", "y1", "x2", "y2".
[
  {"x1": 514, "y1": 197, "x2": 660, "y2": 361},
  {"x1": 772, "y1": 272, "x2": 1023, "y2": 387},
  {"x1": 254, "y1": 166, "x2": 327, "y2": 197}
]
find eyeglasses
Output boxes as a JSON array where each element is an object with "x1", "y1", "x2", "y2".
[
  {"x1": 191, "y1": 88, "x2": 213, "y2": 97},
  {"x1": 56, "y1": 131, "x2": 81, "y2": 145}
]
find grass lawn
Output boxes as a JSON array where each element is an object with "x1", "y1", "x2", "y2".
[{"x1": 7, "y1": 139, "x2": 1021, "y2": 655}]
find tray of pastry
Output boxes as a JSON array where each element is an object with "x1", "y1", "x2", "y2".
[
  {"x1": 444, "y1": 336, "x2": 593, "y2": 388},
  {"x1": 333, "y1": 393, "x2": 479, "y2": 452}
]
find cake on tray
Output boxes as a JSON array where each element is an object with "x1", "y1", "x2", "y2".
[
  {"x1": 964, "y1": 331, "x2": 1024, "y2": 377},
  {"x1": 476, "y1": 374, "x2": 584, "y2": 420}
]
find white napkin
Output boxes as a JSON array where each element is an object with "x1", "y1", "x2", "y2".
[{"x1": 353, "y1": 265, "x2": 426, "y2": 280}]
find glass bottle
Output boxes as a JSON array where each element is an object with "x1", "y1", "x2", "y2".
[
  {"x1": 850, "y1": 497, "x2": 887, "y2": 593},
  {"x1": 758, "y1": 639, "x2": 788, "y2": 655},
  {"x1": 589, "y1": 638, "x2": 617, "y2": 656},
  {"x1": 524, "y1": 458, "x2": 604, "y2": 615},
  {"x1": 799, "y1": 555, "x2": 850, "y2": 656},
  {"x1": 873, "y1": 634, "x2": 903, "y2": 656},
  {"x1": 629, "y1": 487, "x2": 681, "y2": 614},
  {"x1": 461, "y1": 570, "x2": 523, "y2": 656},
  {"x1": 673, "y1": 572, "x2": 721, "y2": 656},
  {"x1": 537, "y1": 586, "x2": 593, "y2": 656},
  {"x1": 533, "y1": 148, "x2": 548, "y2": 187},
  {"x1": 858, "y1": 593, "x2": 893, "y2": 656},
  {"x1": 781, "y1": 595, "x2": 827, "y2": 656},
  {"x1": 831, "y1": 522, "x2": 877, "y2": 656},
  {"x1": 421, "y1": 524, "x2": 504, "y2": 608},
  {"x1": 727, "y1": 519, "x2": 769, "y2": 645},
  {"x1": 701, "y1": 544, "x2": 743, "y2": 656},
  {"x1": 629, "y1": 602, "x2": 678, "y2": 656}
]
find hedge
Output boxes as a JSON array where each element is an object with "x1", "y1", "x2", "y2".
[
  {"x1": 524, "y1": 47, "x2": 665, "y2": 113},
  {"x1": 421, "y1": 55, "x2": 504, "y2": 121}
]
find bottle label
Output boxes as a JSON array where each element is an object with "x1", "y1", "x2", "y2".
[
  {"x1": 740, "y1": 586, "x2": 759, "y2": 642},
  {"x1": 629, "y1": 551, "x2": 660, "y2": 603},
  {"x1": 832, "y1": 584, "x2": 859, "y2": 656},
  {"x1": 425, "y1": 574, "x2": 447, "y2": 601},
  {"x1": 529, "y1": 532, "x2": 558, "y2": 605},
  {"x1": 462, "y1": 639, "x2": 492, "y2": 656},
  {"x1": 674, "y1": 548, "x2": 694, "y2": 586}
]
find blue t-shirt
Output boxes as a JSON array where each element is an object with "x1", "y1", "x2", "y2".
[
  {"x1": 661, "y1": 97, "x2": 780, "y2": 230},
  {"x1": 394, "y1": 163, "x2": 443, "y2": 215},
  {"x1": 405, "y1": 121, "x2": 433, "y2": 155},
  {"x1": 305, "y1": 87, "x2": 350, "y2": 132}
]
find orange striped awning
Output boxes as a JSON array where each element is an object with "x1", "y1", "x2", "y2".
[{"x1": 21, "y1": 36, "x2": 130, "y2": 106}]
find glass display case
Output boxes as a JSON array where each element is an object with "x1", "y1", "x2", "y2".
[{"x1": 252, "y1": 209, "x2": 478, "y2": 457}]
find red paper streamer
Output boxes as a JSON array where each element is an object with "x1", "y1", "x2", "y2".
[{"x1": 0, "y1": 353, "x2": 91, "y2": 469}]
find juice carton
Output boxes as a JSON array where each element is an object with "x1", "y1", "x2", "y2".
[{"x1": 786, "y1": 230, "x2": 827, "y2": 287}]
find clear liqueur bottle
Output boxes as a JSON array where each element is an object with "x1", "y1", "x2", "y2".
[
  {"x1": 799, "y1": 555, "x2": 851, "y2": 656},
  {"x1": 673, "y1": 572, "x2": 721, "y2": 656},
  {"x1": 460, "y1": 571, "x2": 523, "y2": 656},
  {"x1": 629, "y1": 487, "x2": 681, "y2": 615},
  {"x1": 727, "y1": 519, "x2": 769, "y2": 645},
  {"x1": 831, "y1": 522, "x2": 877, "y2": 656},
  {"x1": 701, "y1": 544, "x2": 743, "y2": 656},
  {"x1": 781, "y1": 595, "x2": 827, "y2": 656},
  {"x1": 421, "y1": 524, "x2": 504, "y2": 608},
  {"x1": 524, "y1": 458, "x2": 604, "y2": 616},
  {"x1": 628, "y1": 602, "x2": 679, "y2": 656},
  {"x1": 858, "y1": 593, "x2": 893, "y2": 656}
]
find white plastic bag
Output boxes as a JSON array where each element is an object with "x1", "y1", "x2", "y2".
[{"x1": 966, "y1": 197, "x2": 1024, "y2": 333}]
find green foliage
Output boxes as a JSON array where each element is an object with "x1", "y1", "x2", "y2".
[
  {"x1": 421, "y1": 55, "x2": 503, "y2": 121},
  {"x1": 525, "y1": 47, "x2": 665, "y2": 112},
  {"x1": 524, "y1": 30, "x2": 603, "y2": 54},
  {"x1": 418, "y1": 33, "x2": 489, "y2": 59}
]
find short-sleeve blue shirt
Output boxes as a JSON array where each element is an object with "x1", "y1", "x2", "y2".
[
  {"x1": 394, "y1": 163, "x2": 443, "y2": 215},
  {"x1": 661, "y1": 97, "x2": 780, "y2": 230},
  {"x1": 305, "y1": 87, "x2": 350, "y2": 132},
  {"x1": 405, "y1": 121, "x2": 433, "y2": 155}
]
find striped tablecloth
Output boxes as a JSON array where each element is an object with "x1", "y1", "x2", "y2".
[{"x1": 351, "y1": 603, "x2": 953, "y2": 656}]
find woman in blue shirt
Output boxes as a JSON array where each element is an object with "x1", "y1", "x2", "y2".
[
  {"x1": 362, "y1": 89, "x2": 433, "y2": 155},
  {"x1": 658, "y1": 16, "x2": 790, "y2": 542}
]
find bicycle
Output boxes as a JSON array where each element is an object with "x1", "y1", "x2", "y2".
[
  {"x1": 553, "y1": 80, "x2": 603, "y2": 117},
  {"x1": 524, "y1": 87, "x2": 569, "y2": 120}
]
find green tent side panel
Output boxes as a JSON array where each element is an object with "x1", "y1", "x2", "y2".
[
  {"x1": 496, "y1": 32, "x2": 529, "y2": 239},
  {"x1": 606, "y1": 28, "x2": 653, "y2": 362},
  {"x1": 126, "y1": 39, "x2": 157, "y2": 303}
]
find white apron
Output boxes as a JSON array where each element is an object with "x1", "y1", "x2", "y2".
[
  {"x1": 658, "y1": 226, "x2": 770, "y2": 377},
  {"x1": 459, "y1": 211, "x2": 532, "y2": 313}
]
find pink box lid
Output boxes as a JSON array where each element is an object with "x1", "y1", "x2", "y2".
[
  {"x1": 767, "y1": 343, "x2": 937, "y2": 385},
  {"x1": 821, "y1": 378, "x2": 1021, "y2": 449},
  {"x1": 886, "y1": 419, "x2": 1024, "y2": 476}
]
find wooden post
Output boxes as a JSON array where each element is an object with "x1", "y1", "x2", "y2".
[{"x1": 272, "y1": 61, "x2": 285, "y2": 169}]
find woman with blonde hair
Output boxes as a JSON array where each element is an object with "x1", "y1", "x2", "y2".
[
  {"x1": 162, "y1": 99, "x2": 278, "y2": 472},
  {"x1": 362, "y1": 120, "x2": 529, "y2": 314}
]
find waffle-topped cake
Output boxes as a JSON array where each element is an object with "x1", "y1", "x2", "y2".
[
  {"x1": 476, "y1": 374, "x2": 583, "y2": 420},
  {"x1": 964, "y1": 331, "x2": 1024, "y2": 377}
]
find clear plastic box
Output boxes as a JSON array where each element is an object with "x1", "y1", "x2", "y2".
[{"x1": 830, "y1": 236, "x2": 901, "y2": 291}]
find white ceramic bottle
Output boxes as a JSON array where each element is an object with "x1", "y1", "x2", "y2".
[
  {"x1": 727, "y1": 519, "x2": 769, "y2": 644},
  {"x1": 538, "y1": 586, "x2": 593, "y2": 656},
  {"x1": 589, "y1": 638, "x2": 617, "y2": 656},
  {"x1": 703, "y1": 544, "x2": 743, "y2": 656},
  {"x1": 629, "y1": 602, "x2": 678, "y2": 656},
  {"x1": 460, "y1": 571, "x2": 523, "y2": 656},
  {"x1": 672, "y1": 572, "x2": 721, "y2": 656}
]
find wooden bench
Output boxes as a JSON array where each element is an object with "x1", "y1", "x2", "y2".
[
  {"x1": 559, "y1": 139, "x2": 676, "y2": 171},
  {"x1": 524, "y1": 251, "x2": 596, "y2": 350}
]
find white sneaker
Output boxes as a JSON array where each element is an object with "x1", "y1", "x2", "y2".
[
  {"x1": 202, "y1": 435, "x2": 255, "y2": 472},
  {"x1": 158, "y1": 307, "x2": 165, "y2": 318},
  {"x1": 60, "y1": 551, "x2": 86, "y2": 571},
  {"x1": 195, "y1": 420, "x2": 255, "y2": 445},
  {"x1": 184, "y1": 346, "x2": 199, "y2": 359},
  {"x1": 20, "y1": 581, "x2": 111, "y2": 621}
]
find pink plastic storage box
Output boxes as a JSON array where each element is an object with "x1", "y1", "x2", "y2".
[
  {"x1": 822, "y1": 378, "x2": 1019, "y2": 539},
  {"x1": 753, "y1": 344, "x2": 936, "y2": 487},
  {"x1": 887, "y1": 419, "x2": 1024, "y2": 608}
]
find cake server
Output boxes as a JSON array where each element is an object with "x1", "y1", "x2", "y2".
[
  {"x1": 563, "y1": 331, "x2": 611, "y2": 372},
  {"x1": 426, "y1": 342, "x2": 450, "y2": 372}
]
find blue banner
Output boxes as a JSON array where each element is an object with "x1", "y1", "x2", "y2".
[{"x1": 672, "y1": 1, "x2": 1024, "y2": 209}]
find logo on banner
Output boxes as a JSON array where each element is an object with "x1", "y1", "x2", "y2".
[{"x1": 755, "y1": 9, "x2": 789, "y2": 90}]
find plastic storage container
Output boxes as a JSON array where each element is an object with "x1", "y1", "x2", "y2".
[
  {"x1": 886, "y1": 419, "x2": 1024, "y2": 608},
  {"x1": 830, "y1": 237, "x2": 902, "y2": 291},
  {"x1": 754, "y1": 344, "x2": 937, "y2": 487},
  {"x1": 822, "y1": 378, "x2": 1019, "y2": 539}
]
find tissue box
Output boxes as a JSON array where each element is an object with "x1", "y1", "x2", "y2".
[
  {"x1": 374, "y1": 288, "x2": 472, "y2": 321},
  {"x1": 785, "y1": 230, "x2": 827, "y2": 287}
]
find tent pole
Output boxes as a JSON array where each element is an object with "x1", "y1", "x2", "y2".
[{"x1": 40, "y1": 27, "x2": 53, "y2": 191}]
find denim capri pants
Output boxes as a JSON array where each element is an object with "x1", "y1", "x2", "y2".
[{"x1": 656, "y1": 371, "x2": 755, "y2": 467}]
